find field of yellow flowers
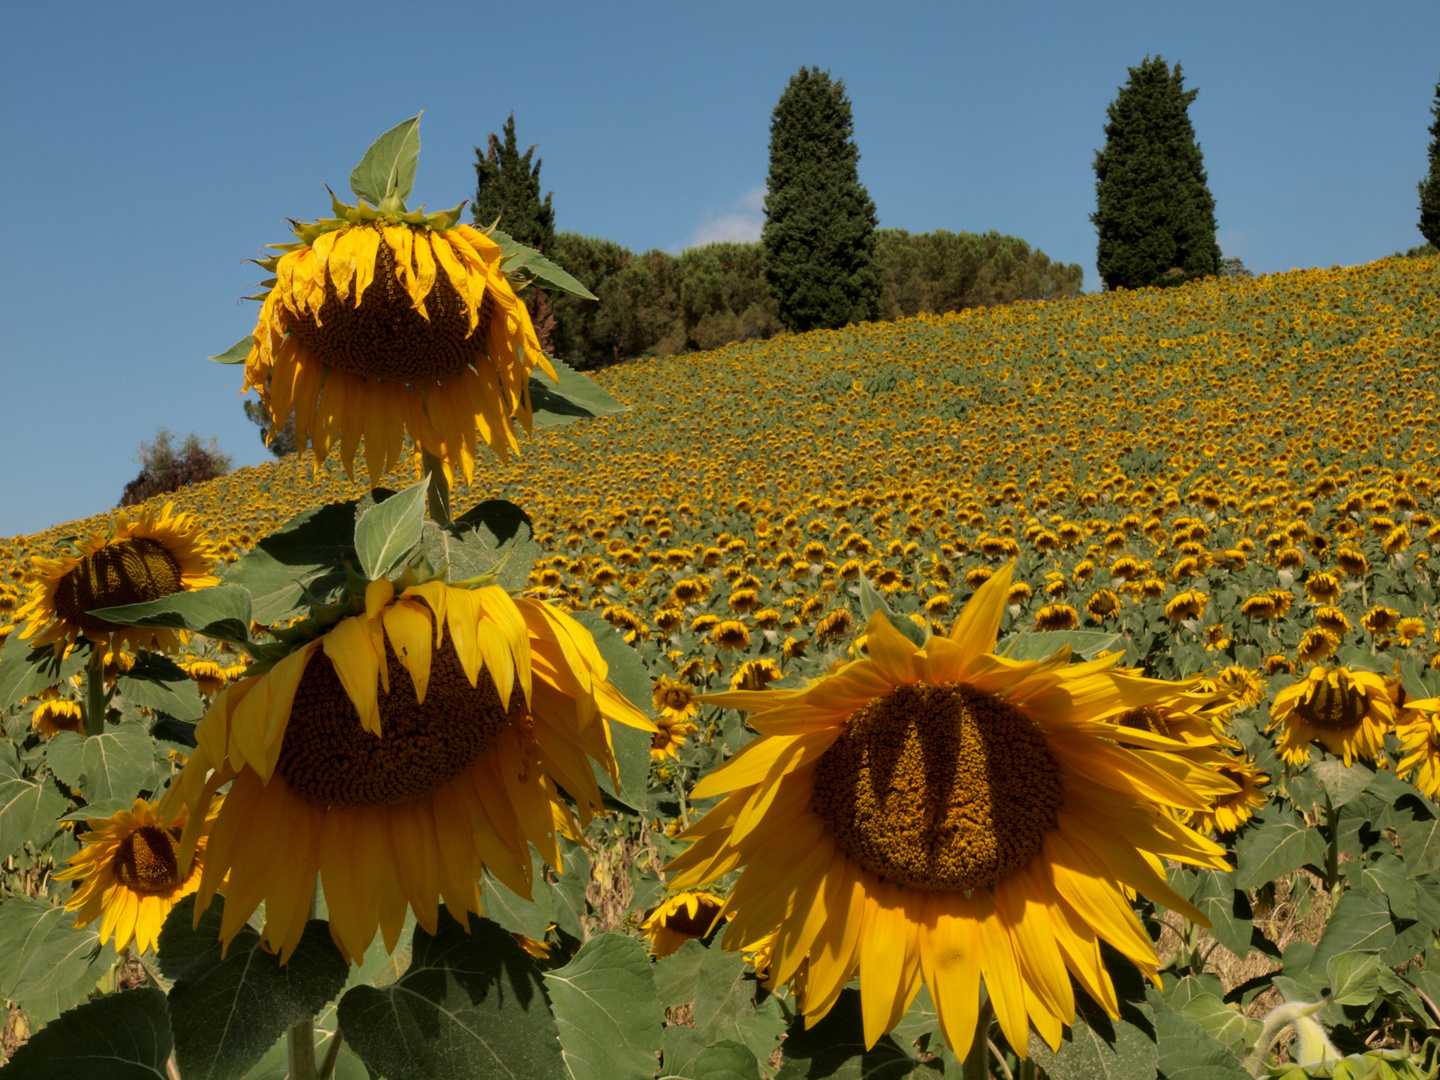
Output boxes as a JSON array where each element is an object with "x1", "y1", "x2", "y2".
[{"x1": 4, "y1": 251, "x2": 1440, "y2": 1080}]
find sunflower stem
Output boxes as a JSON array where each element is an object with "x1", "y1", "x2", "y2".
[
  {"x1": 83, "y1": 647, "x2": 107, "y2": 736},
  {"x1": 285, "y1": 884, "x2": 322, "y2": 1080},
  {"x1": 421, "y1": 452, "x2": 451, "y2": 526},
  {"x1": 964, "y1": 998, "x2": 995, "y2": 1080}
]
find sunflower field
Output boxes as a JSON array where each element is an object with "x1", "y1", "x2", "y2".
[{"x1": 2, "y1": 116, "x2": 1440, "y2": 1080}]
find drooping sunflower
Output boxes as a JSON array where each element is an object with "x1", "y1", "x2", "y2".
[
  {"x1": 667, "y1": 565, "x2": 1231, "y2": 1058},
  {"x1": 17, "y1": 504, "x2": 218, "y2": 656},
  {"x1": 159, "y1": 580, "x2": 651, "y2": 964},
  {"x1": 31, "y1": 699, "x2": 84, "y2": 737},
  {"x1": 241, "y1": 203, "x2": 556, "y2": 484},
  {"x1": 1267, "y1": 666, "x2": 1395, "y2": 766},
  {"x1": 1395, "y1": 699, "x2": 1440, "y2": 798},
  {"x1": 641, "y1": 890, "x2": 726, "y2": 957},
  {"x1": 54, "y1": 796, "x2": 220, "y2": 954}
]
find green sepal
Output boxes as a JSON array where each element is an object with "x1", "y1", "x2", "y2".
[
  {"x1": 208, "y1": 336, "x2": 253, "y2": 365},
  {"x1": 423, "y1": 200, "x2": 469, "y2": 230}
]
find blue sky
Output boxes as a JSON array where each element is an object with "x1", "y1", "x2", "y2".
[{"x1": 3, "y1": 0, "x2": 1438, "y2": 536}]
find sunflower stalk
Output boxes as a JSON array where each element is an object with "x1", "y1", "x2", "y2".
[
  {"x1": 83, "y1": 646, "x2": 106, "y2": 736},
  {"x1": 285, "y1": 886, "x2": 322, "y2": 1080},
  {"x1": 963, "y1": 998, "x2": 995, "y2": 1080}
]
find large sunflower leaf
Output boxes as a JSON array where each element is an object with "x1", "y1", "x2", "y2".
[
  {"x1": 158, "y1": 895, "x2": 349, "y2": 1080},
  {"x1": 350, "y1": 113, "x2": 421, "y2": 207},
  {"x1": 222, "y1": 499, "x2": 358, "y2": 625},
  {"x1": 431, "y1": 498, "x2": 539, "y2": 589},
  {"x1": 529, "y1": 360, "x2": 629, "y2": 429},
  {"x1": 1394, "y1": 804, "x2": 1440, "y2": 879},
  {"x1": 354, "y1": 477, "x2": 428, "y2": 581},
  {"x1": 0, "y1": 986, "x2": 172, "y2": 1080},
  {"x1": 1191, "y1": 870, "x2": 1253, "y2": 960},
  {"x1": 45, "y1": 726, "x2": 159, "y2": 804},
  {"x1": 1233, "y1": 807, "x2": 1328, "y2": 891},
  {"x1": 493, "y1": 229, "x2": 599, "y2": 300},
  {"x1": 338, "y1": 908, "x2": 566, "y2": 1080},
  {"x1": 1304, "y1": 889, "x2": 1394, "y2": 981},
  {"x1": 774, "y1": 987, "x2": 940, "y2": 1079},
  {"x1": 659, "y1": 1030, "x2": 760, "y2": 1080},
  {"x1": 0, "y1": 752, "x2": 67, "y2": 863},
  {"x1": 113, "y1": 653, "x2": 204, "y2": 721},
  {"x1": 0, "y1": 894, "x2": 107, "y2": 1026},
  {"x1": 1029, "y1": 943, "x2": 1156, "y2": 1080},
  {"x1": 0, "y1": 630, "x2": 87, "y2": 713},
  {"x1": 1146, "y1": 992, "x2": 1251, "y2": 1080},
  {"x1": 542, "y1": 933, "x2": 663, "y2": 1080},
  {"x1": 90, "y1": 585, "x2": 253, "y2": 647}
]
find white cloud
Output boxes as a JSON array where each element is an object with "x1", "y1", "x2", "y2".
[{"x1": 684, "y1": 186, "x2": 766, "y2": 249}]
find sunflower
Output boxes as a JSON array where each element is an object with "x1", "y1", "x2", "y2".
[
  {"x1": 653, "y1": 675, "x2": 699, "y2": 723},
  {"x1": 667, "y1": 565, "x2": 1230, "y2": 1058},
  {"x1": 651, "y1": 713, "x2": 698, "y2": 761},
  {"x1": 54, "y1": 796, "x2": 219, "y2": 954},
  {"x1": 1165, "y1": 590, "x2": 1207, "y2": 623},
  {"x1": 241, "y1": 206, "x2": 557, "y2": 484},
  {"x1": 31, "y1": 699, "x2": 84, "y2": 737},
  {"x1": 1267, "y1": 666, "x2": 1395, "y2": 766},
  {"x1": 181, "y1": 658, "x2": 228, "y2": 696},
  {"x1": 159, "y1": 579, "x2": 651, "y2": 964},
  {"x1": 1395, "y1": 699, "x2": 1440, "y2": 798},
  {"x1": 711, "y1": 621, "x2": 752, "y2": 651},
  {"x1": 17, "y1": 504, "x2": 218, "y2": 656},
  {"x1": 641, "y1": 891, "x2": 726, "y2": 957},
  {"x1": 730, "y1": 658, "x2": 782, "y2": 692},
  {"x1": 1186, "y1": 755, "x2": 1269, "y2": 835}
]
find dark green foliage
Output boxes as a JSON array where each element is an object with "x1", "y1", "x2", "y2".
[
  {"x1": 762, "y1": 67, "x2": 880, "y2": 332},
  {"x1": 119, "y1": 428, "x2": 232, "y2": 507},
  {"x1": 242, "y1": 399, "x2": 296, "y2": 457},
  {"x1": 1418, "y1": 76, "x2": 1440, "y2": 249},
  {"x1": 546, "y1": 230, "x2": 1080, "y2": 368},
  {"x1": 875, "y1": 229, "x2": 1084, "y2": 318},
  {"x1": 472, "y1": 113, "x2": 555, "y2": 253},
  {"x1": 1092, "y1": 56, "x2": 1222, "y2": 291}
]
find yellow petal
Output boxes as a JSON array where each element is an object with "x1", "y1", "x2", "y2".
[
  {"x1": 324, "y1": 615, "x2": 383, "y2": 735},
  {"x1": 950, "y1": 561, "x2": 1014, "y2": 668},
  {"x1": 383, "y1": 599, "x2": 434, "y2": 704}
]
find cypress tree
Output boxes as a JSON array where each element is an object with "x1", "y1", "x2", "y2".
[
  {"x1": 1092, "y1": 56, "x2": 1221, "y2": 291},
  {"x1": 472, "y1": 113, "x2": 555, "y2": 253},
  {"x1": 762, "y1": 67, "x2": 880, "y2": 332},
  {"x1": 472, "y1": 113, "x2": 558, "y2": 349},
  {"x1": 1418, "y1": 75, "x2": 1440, "y2": 250}
]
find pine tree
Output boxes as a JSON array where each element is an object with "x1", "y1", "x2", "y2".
[
  {"x1": 472, "y1": 113, "x2": 558, "y2": 350},
  {"x1": 1092, "y1": 56, "x2": 1221, "y2": 291},
  {"x1": 762, "y1": 67, "x2": 880, "y2": 332},
  {"x1": 1418, "y1": 75, "x2": 1440, "y2": 250},
  {"x1": 472, "y1": 113, "x2": 555, "y2": 251}
]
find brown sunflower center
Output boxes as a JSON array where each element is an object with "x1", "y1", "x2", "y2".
[
  {"x1": 663, "y1": 688, "x2": 692, "y2": 711},
  {"x1": 289, "y1": 232, "x2": 494, "y2": 383},
  {"x1": 811, "y1": 681, "x2": 1063, "y2": 891},
  {"x1": 1117, "y1": 705, "x2": 1170, "y2": 743},
  {"x1": 112, "y1": 825, "x2": 183, "y2": 896},
  {"x1": 662, "y1": 896, "x2": 724, "y2": 937},
  {"x1": 276, "y1": 627, "x2": 519, "y2": 809},
  {"x1": 1295, "y1": 677, "x2": 1370, "y2": 732},
  {"x1": 54, "y1": 538, "x2": 184, "y2": 633}
]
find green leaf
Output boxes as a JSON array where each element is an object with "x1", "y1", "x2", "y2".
[
  {"x1": 529, "y1": 359, "x2": 629, "y2": 429},
  {"x1": 338, "y1": 908, "x2": 566, "y2": 1080},
  {"x1": 0, "y1": 895, "x2": 107, "y2": 1025},
  {"x1": 433, "y1": 499, "x2": 540, "y2": 589},
  {"x1": 354, "y1": 477, "x2": 429, "y2": 581},
  {"x1": 222, "y1": 500, "x2": 357, "y2": 625},
  {"x1": 692, "y1": 934, "x2": 787, "y2": 1066},
  {"x1": 208, "y1": 336, "x2": 253, "y2": 364},
  {"x1": 493, "y1": 229, "x2": 599, "y2": 300},
  {"x1": 653, "y1": 938, "x2": 707, "y2": 1009},
  {"x1": 1192, "y1": 871, "x2": 1253, "y2": 960},
  {"x1": 0, "y1": 753, "x2": 67, "y2": 861},
  {"x1": 1029, "y1": 955, "x2": 1158, "y2": 1080},
  {"x1": 1233, "y1": 808, "x2": 1328, "y2": 891},
  {"x1": 46, "y1": 726, "x2": 159, "y2": 804},
  {"x1": 773, "y1": 988, "x2": 940, "y2": 1079},
  {"x1": 1147, "y1": 992, "x2": 1252, "y2": 1080},
  {"x1": 0, "y1": 630, "x2": 87, "y2": 712},
  {"x1": 1175, "y1": 993, "x2": 1261, "y2": 1058},
  {"x1": 114, "y1": 653, "x2": 204, "y2": 721},
  {"x1": 1395, "y1": 809, "x2": 1440, "y2": 879},
  {"x1": 0, "y1": 985, "x2": 172, "y2": 1079},
  {"x1": 572, "y1": 609, "x2": 653, "y2": 810},
  {"x1": 1306, "y1": 890, "x2": 1395, "y2": 979},
  {"x1": 1325, "y1": 952, "x2": 1381, "y2": 1006},
  {"x1": 350, "y1": 113, "x2": 422, "y2": 207},
  {"x1": 856, "y1": 573, "x2": 928, "y2": 647},
  {"x1": 543, "y1": 933, "x2": 663, "y2": 1080},
  {"x1": 997, "y1": 629, "x2": 1124, "y2": 662},
  {"x1": 91, "y1": 584, "x2": 253, "y2": 646},
  {"x1": 158, "y1": 895, "x2": 349, "y2": 1080},
  {"x1": 1362, "y1": 855, "x2": 1417, "y2": 921},
  {"x1": 659, "y1": 1031, "x2": 760, "y2": 1080},
  {"x1": 1310, "y1": 758, "x2": 1373, "y2": 809}
]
